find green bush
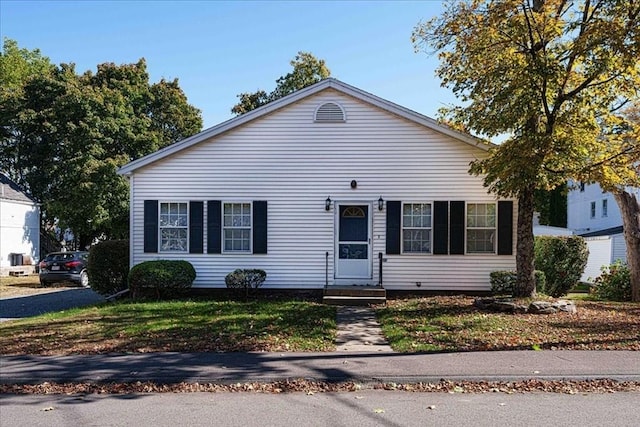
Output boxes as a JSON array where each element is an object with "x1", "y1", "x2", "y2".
[
  {"x1": 225, "y1": 269, "x2": 267, "y2": 300},
  {"x1": 490, "y1": 270, "x2": 546, "y2": 296},
  {"x1": 534, "y1": 235, "x2": 588, "y2": 297},
  {"x1": 591, "y1": 261, "x2": 631, "y2": 301},
  {"x1": 87, "y1": 239, "x2": 129, "y2": 296},
  {"x1": 128, "y1": 260, "x2": 196, "y2": 299}
]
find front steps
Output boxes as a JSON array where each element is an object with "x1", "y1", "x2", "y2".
[{"x1": 323, "y1": 285, "x2": 386, "y2": 306}]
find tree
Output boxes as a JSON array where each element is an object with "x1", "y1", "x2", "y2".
[
  {"x1": 585, "y1": 103, "x2": 640, "y2": 301},
  {"x1": 0, "y1": 43, "x2": 203, "y2": 247},
  {"x1": 413, "y1": 0, "x2": 640, "y2": 297},
  {"x1": 231, "y1": 51, "x2": 330, "y2": 115}
]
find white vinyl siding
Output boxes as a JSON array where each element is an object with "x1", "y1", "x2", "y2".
[
  {"x1": 159, "y1": 202, "x2": 188, "y2": 252},
  {"x1": 402, "y1": 203, "x2": 432, "y2": 254},
  {"x1": 128, "y1": 89, "x2": 516, "y2": 290},
  {"x1": 223, "y1": 202, "x2": 251, "y2": 252},
  {"x1": 466, "y1": 203, "x2": 496, "y2": 254}
]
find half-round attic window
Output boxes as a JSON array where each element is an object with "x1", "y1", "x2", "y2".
[{"x1": 314, "y1": 102, "x2": 346, "y2": 123}]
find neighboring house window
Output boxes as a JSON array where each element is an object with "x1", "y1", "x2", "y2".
[
  {"x1": 159, "y1": 202, "x2": 188, "y2": 252},
  {"x1": 580, "y1": 182, "x2": 585, "y2": 192},
  {"x1": 602, "y1": 199, "x2": 608, "y2": 217},
  {"x1": 223, "y1": 202, "x2": 251, "y2": 252},
  {"x1": 590, "y1": 201, "x2": 596, "y2": 219},
  {"x1": 402, "y1": 203, "x2": 432, "y2": 253},
  {"x1": 466, "y1": 203, "x2": 496, "y2": 253}
]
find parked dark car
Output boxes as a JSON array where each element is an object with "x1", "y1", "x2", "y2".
[{"x1": 38, "y1": 251, "x2": 89, "y2": 287}]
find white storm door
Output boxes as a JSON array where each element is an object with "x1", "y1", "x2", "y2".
[{"x1": 335, "y1": 204, "x2": 372, "y2": 280}]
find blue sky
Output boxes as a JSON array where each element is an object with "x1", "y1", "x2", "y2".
[{"x1": 1, "y1": 0, "x2": 454, "y2": 129}]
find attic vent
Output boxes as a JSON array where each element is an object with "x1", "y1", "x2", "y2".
[{"x1": 314, "y1": 102, "x2": 346, "y2": 122}]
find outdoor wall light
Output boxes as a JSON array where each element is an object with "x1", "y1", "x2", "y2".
[
  {"x1": 378, "y1": 196, "x2": 384, "y2": 211},
  {"x1": 325, "y1": 196, "x2": 332, "y2": 211},
  {"x1": 350, "y1": 180, "x2": 357, "y2": 189}
]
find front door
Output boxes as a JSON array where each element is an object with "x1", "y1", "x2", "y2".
[{"x1": 335, "y1": 204, "x2": 371, "y2": 281}]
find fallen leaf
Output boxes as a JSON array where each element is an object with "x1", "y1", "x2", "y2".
[
  {"x1": 427, "y1": 405, "x2": 436, "y2": 410},
  {"x1": 374, "y1": 408, "x2": 385, "y2": 414},
  {"x1": 41, "y1": 407, "x2": 55, "y2": 412}
]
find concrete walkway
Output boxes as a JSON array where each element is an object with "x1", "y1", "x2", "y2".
[{"x1": 335, "y1": 306, "x2": 393, "y2": 352}]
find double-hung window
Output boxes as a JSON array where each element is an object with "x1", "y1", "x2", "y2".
[
  {"x1": 466, "y1": 203, "x2": 496, "y2": 253},
  {"x1": 402, "y1": 203, "x2": 432, "y2": 253},
  {"x1": 590, "y1": 201, "x2": 596, "y2": 219},
  {"x1": 223, "y1": 202, "x2": 251, "y2": 252},
  {"x1": 159, "y1": 202, "x2": 188, "y2": 252},
  {"x1": 602, "y1": 199, "x2": 608, "y2": 217}
]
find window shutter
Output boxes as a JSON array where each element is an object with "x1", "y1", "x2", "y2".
[
  {"x1": 449, "y1": 201, "x2": 465, "y2": 255},
  {"x1": 207, "y1": 200, "x2": 221, "y2": 254},
  {"x1": 433, "y1": 201, "x2": 449, "y2": 255},
  {"x1": 143, "y1": 200, "x2": 158, "y2": 253},
  {"x1": 497, "y1": 200, "x2": 514, "y2": 255},
  {"x1": 189, "y1": 201, "x2": 204, "y2": 254},
  {"x1": 386, "y1": 201, "x2": 401, "y2": 255},
  {"x1": 253, "y1": 201, "x2": 268, "y2": 254}
]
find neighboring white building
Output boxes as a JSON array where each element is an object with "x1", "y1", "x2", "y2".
[
  {"x1": 0, "y1": 173, "x2": 40, "y2": 274},
  {"x1": 118, "y1": 79, "x2": 517, "y2": 292},
  {"x1": 567, "y1": 181, "x2": 638, "y2": 280}
]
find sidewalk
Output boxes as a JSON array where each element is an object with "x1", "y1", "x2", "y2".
[{"x1": 2, "y1": 350, "x2": 639, "y2": 385}]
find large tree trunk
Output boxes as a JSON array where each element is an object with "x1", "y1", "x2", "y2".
[
  {"x1": 613, "y1": 189, "x2": 640, "y2": 302},
  {"x1": 514, "y1": 187, "x2": 537, "y2": 297}
]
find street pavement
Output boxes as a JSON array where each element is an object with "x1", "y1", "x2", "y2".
[{"x1": 0, "y1": 288, "x2": 105, "y2": 322}]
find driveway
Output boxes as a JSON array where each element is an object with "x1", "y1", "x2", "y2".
[{"x1": 0, "y1": 288, "x2": 105, "y2": 322}]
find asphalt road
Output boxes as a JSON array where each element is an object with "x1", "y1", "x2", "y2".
[
  {"x1": 1, "y1": 391, "x2": 639, "y2": 427},
  {"x1": 0, "y1": 288, "x2": 105, "y2": 321}
]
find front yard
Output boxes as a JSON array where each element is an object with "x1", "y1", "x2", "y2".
[
  {"x1": 0, "y1": 299, "x2": 337, "y2": 354},
  {"x1": 377, "y1": 296, "x2": 640, "y2": 352}
]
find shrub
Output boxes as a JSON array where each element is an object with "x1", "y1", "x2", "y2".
[
  {"x1": 490, "y1": 270, "x2": 546, "y2": 296},
  {"x1": 128, "y1": 260, "x2": 196, "y2": 299},
  {"x1": 87, "y1": 239, "x2": 129, "y2": 296},
  {"x1": 534, "y1": 235, "x2": 588, "y2": 297},
  {"x1": 591, "y1": 261, "x2": 631, "y2": 301},
  {"x1": 225, "y1": 268, "x2": 267, "y2": 300}
]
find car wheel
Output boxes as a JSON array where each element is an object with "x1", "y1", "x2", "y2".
[
  {"x1": 39, "y1": 279, "x2": 48, "y2": 287},
  {"x1": 79, "y1": 271, "x2": 90, "y2": 288}
]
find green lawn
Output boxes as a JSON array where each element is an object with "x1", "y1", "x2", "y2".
[
  {"x1": 376, "y1": 296, "x2": 640, "y2": 352},
  {"x1": 0, "y1": 298, "x2": 337, "y2": 355}
]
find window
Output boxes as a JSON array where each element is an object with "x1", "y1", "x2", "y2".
[
  {"x1": 466, "y1": 203, "x2": 496, "y2": 253},
  {"x1": 223, "y1": 202, "x2": 251, "y2": 252},
  {"x1": 590, "y1": 201, "x2": 596, "y2": 219},
  {"x1": 602, "y1": 199, "x2": 608, "y2": 217},
  {"x1": 580, "y1": 182, "x2": 585, "y2": 192},
  {"x1": 402, "y1": 203, "x2": 432, "y2": 253},
  {"x1": 159, "y1": 202, "x2": 188, "y2": 252}
]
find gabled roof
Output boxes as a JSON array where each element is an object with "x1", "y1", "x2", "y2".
[
  {"x1": 118, "y1": 78, "x2": 492, "y2": 175},
  {"x1": 580, "y1": 226, "x2": 624, "y2": 237},
  {"x1": 0, "y1": 173, "x2": 37, "y2": 203}
]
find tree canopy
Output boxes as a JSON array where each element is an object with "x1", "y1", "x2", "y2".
[
  {"x1": 413, "y1": 0, "x2": 640, "y2": 297},
  {"x1": 0, "y1": 39, "x2": 203, "y2": 247},
  {"x1": 231, "y1": 51, "x2": 330, "y2": 115}
]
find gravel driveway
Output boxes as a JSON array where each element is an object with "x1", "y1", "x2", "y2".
[{"x1": 0, "y1": 288, "x2": 105, "y2": 322}]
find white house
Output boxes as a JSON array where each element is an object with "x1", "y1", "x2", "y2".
[
  {"x1": 118, "y1": 79, "x2": 517, "y2": 292},
  {"x1": 567, "y1": 181, "x2": 637, "y2": 280},
  {"x1": 0, "y1": 173, "x2": 40, "y2": 274}
]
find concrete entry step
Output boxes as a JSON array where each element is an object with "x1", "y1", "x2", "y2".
[{"x1": 323, "y1": 296, "x2": 386, "y2": 306}]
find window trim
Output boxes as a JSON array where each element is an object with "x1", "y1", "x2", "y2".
[
  {"x1": 158, "y1": 201, "x2": 189, "y2": 253},
  {"x1": 222, "y1": 201, "x2": 253, "y2": 254},
  {"x1": 465, "y1": 202, "x2": 497, "y2": 254},
  {"x1": 401, "y1": 202, "x2": 433, "y2": 255}
]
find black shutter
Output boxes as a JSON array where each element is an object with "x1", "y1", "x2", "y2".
[
  {"x1": 207, "y1": 200, "x2": 221, "y2": 254},
  {"x1": 449, "y1": 201, "x2": 465, "y2": 255},
  {"x1": 386, "y1": 201, "x2": 401, "y2": 255},
  {"x1": 433, "y1": 201, "x2": 449, "y2": 255},
  {"x1": 189, "y1": 201, "x2": 204, "y2": 254},
  {"x1": 253, "y1": 201, "x2": 268, "y2": 254},
  {"x1": 143, "y1": 200, "x2": 158, "y2": 253},
  {"x1": 497, "y1": 200, "x2": 514, "y2": 255}
]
